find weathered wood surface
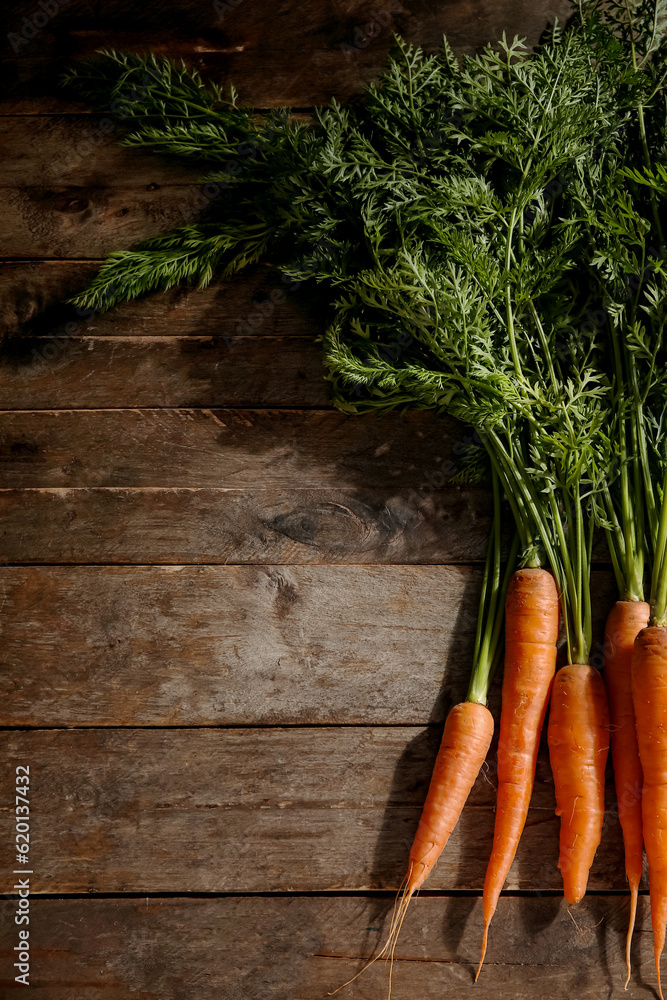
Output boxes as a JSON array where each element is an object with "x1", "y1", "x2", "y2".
[
  {"x1": 1, "y1": 1, "x2": 571, "y2": 113},
  {"x1": 0, "y1": 563, "x2": 496, "y2": 726},
  {"x1": 0, "y1": 727, "x2": 630, "y2": 893},
  {"x1": 0, "y1": 336, "x2": 331, "y2": 408},
  {"x1": 0, "y1": 486, "x2": 494, "y2": 564},
  {"x1": 1, "y1": 262, "x2": 315, "y2": 339},
  {"x1": 0, "y1": 409, "x2": 464, "y2": 488},
  {"x1": 0, "y1": 895, "x2": 657, "y2": 998},
  {"x1": 1, "y1": 184, "x2": 204, "y2": 258},
  {"x1": 0, "y1": 566, "x2": 615, "y2": 726},
  {"x1": 0, "y1": 116, "x2": 202, "y2": 186}
]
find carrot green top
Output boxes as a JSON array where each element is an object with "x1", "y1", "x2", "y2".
[
  {"x1": 571, "y1": 4, "x2": 667, "y2": 618},
  {"x1": 63, "y1": 3, "x2": 667, "y2": 656}
]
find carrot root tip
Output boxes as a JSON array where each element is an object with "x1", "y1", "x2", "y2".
[
  {"x1": 656, "y1": 947, "x2": 664, "y2": 1000},
  {"x1": 329, "y1": 881, "x2": 415, "y2": 998},
  {"x1": 475, "y1": 925, "x2": 489, "y2": 983},
  {"x1": 623, "y1": 884, "x2": 638, "y2": 990}
]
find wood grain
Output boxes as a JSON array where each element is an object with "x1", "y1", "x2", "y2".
[
  {"x1": 0, "y1": 409, "x2": 466, "y2": 489},
  {"x1": 1, "y1": 184, "x2": 206, "y2": 258},
  {"x1": 0, "y1": 726, "x2": 628, "y2": 893},
  {"x1": 0, "y1": 895, "x2": 656, "y2": 998},
  {"x1": 1, "y1": 1, "x2": 572, "y2": 113},
  {"x1": 0, "y1": 566, "x2": 616, "y2": 726},
  {"x1": 0, "y1": 336, "x2": 330, "y2": 408},
  {"x1": 0, "y1": 116, "x2": 202, "y2": 187},
  {"x1": 0, "y1": 261, "x2": 316, "y2": 339},
  {"x1": 0, "y1": 564, "x2": 488, "y2": 726},
  {"x1": 0, "y1": 486, "x2": 495, "y2": 564}
]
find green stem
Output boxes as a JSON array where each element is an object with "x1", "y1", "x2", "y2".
[
  {"x1": 650, "y1": 463, "x2": 667, "y2": 625},
  {"x1": 486, "y1": 532, "x2": 522, "y2": 677},
  {"x1": 629, "y1": 406, "x2": 646, "y2": 597},
  {"x1": 468, "y1": 471, "x2": 502, "y2": 704},
  {"x1": 625, "y1": 0, "x2": 664, "y2": 244},
  {"x1": 504, "y1": 158, "x2": 533, "y2": 379},
  {"x1": 547, "y1": 489, "x2": 579, "y2": 662},
  {"x1": 504, "y1": 215, "x2": 522, "y2": 376},
  {"x1": 638, "y1": 103, "x2": 664, "y2": 244},
  {"x1": 582, "y1": 486, "x2": 595, "y2": 659},
  {"x1": 602, "y1": 487, "x2": 628, "y2": 598},
  {"x1": 527, "y1": 299, "x2": 558, "y2": 394},
  {"x1": 487, "y1": 449, "x2": 530, "y2": 553},
  {"x1": 467, "y1": 469, "x2": 520, "y2": 704},
  {"x1": 487, "y1": 428, "x2": 558, "y2": 571},
  {"x1": 608, "y1": 319, "x2": 645, "y2": 601},
  {"x1": 575, "y1": 483, "x2": 587, "y2": 658},
  {"x1": 628, "y1": 351, "x2": 658, "y2": 542}
]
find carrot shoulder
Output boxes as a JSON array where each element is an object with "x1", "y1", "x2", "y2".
[
  {"x1": 632, "y1": 625, "x2": 667, "y2": 1000},
  {"x1": 476, "y1": 568, "x2": 559, "y2": 978},
  {"x1": 604, "y1": 600, "x2": 649, "y2": 986},
  {"x1": 547, "y1": 663, "x2": 610, "y2": 904}
]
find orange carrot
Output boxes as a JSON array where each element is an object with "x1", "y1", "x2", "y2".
[
  {"x1": 329, "y1": 700, "x2": 493, "y2": 997},
  {"x1": 476, "y1": 568, "x2": 559, "y2": 979},
  {"x1": 407, "y1": 701, "x2": 494, "y2": 892},
  {"x1": 547, "y1": 664, "x2": 610, "y2": 904},
  {"x1": 632, "y1": 625, "x2": 667, "y2": 1000},
  {"x1": 604, "y1": 600, "x2": 649, "y2": 987}
]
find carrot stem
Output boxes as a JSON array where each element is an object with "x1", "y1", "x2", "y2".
[
  {"x1": 468, "y1": 467, "x2": 520, "y2": 705},
  {"x1": 650, "y1": 464, "x2": 667, "y2": 626}
]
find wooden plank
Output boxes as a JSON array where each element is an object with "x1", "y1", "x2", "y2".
[
  {"x1": 0, "y1": 566, "x2": 616, "y2": 726},
  {"x1": 0, "y1": 895, "x2": 655, "y2": 998},
  {"x1": 0, "y1": 409, "x2": 465, "y2": 489},
  {"x1": 0, "y1": 564, "x2": 486, "y2": 726},
  {"x1": 0, "y1": 726, "x2": 628, "y2": 893},
  {"x1": 0, "y1": 1, "x2": 572, "y2": 113},
  {"x1": 0, "y1": 261, "x2": 315, "y2": 339},
  {"x1": 0, "y1": 486, "x2": 494, "y2": 564},
  {"x1": 0, "y1": 336, "x2": 329, "y2": 408},
  {"x1": 0, "y1": 116, "x2": 201, "y2": 187},
  {"x1": 1, "y1": 184, "x2": 204, "y2": 258}
]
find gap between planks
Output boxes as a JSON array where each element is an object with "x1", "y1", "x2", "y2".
[
  {"x1": 8, "y1": 889, "x2": 640, "y2": 898},
  {"x1": 0, "y1": 722, "x2": 448, "y2": 730}
]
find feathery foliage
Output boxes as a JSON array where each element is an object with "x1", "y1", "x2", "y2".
[{"x1": 63, "y1": 1, "x2": 667, "y2": 659}]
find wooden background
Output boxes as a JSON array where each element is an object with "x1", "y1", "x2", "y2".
[{"x1": 0, "y1": 1, "x2": 658, "y2": 996}]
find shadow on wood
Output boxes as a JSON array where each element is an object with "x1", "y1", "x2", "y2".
[{"x1": 366, "y1": 562, "x2": 486, "y2": 899}]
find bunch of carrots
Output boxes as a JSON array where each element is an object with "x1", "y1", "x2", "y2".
[
  {"x1": 321, "y1": 6, "x2": 667, "y2": 994},
  {"x1": 60, "y1": 0, "x2": 667, "y2": 994}
]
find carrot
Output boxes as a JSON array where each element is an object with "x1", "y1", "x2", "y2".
[
  {"x1": 547, "y1": 664, "x2": 610, "y2": 904},
  {"x1": 329, "y1": 701, "x2": 494, "y2": 997},
  {"x1": 632, "y1": 625, "x2": 667, "y2": 1000},
  {"x1": 604, "y1": 600, "x2": 649, "y2": 986},
  {"x1": 407, "y1": 701, "x2": 495, "y2": 892},
  {"x1": 475, "y1": 568, "x2": 559, "y2": 980}
]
